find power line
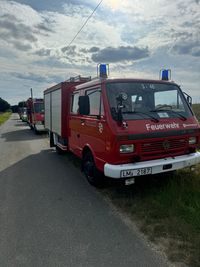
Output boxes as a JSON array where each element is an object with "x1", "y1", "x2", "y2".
[
  {"x1": 43, "y1": 0, "x2": 103, "y2": 79},
  {"x1": 65, "y1": 0, "x2": 103, "y2": 49}
]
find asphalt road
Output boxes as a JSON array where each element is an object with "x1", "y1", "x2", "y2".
[{"x1": 0, "y1": 114, "x2": 169, "y2": 267}]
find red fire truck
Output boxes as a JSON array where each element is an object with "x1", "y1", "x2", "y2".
[
  {"x1": 18, "y1": 101, "x2": 27, "y2": 122},
  {"x1": 44, "y1": 65, "x2": 200, "y2": 186},
  {"x1": 26, "y1": 98, "x2": 45, "y2": 133}
]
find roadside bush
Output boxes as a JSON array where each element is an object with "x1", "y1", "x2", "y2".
[{"x1": 0, "y1": 97, "x2": 10, "y2": 112}]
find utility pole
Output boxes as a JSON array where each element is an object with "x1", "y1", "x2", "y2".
[
  {"x1": 30, "y1": 88, "x2": 35, "y2": 123},
  {"x1": 30, "y1": 88, "x2": 33, "y2": 99}
]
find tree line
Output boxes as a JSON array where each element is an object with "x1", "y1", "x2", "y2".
[{"x1": 0, "y1": 97, "x2": 10, "y2": 112}]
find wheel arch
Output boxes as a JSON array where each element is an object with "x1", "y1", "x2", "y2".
[
  {"x1": 82, "y1": 145, "x2": 105, "y2": 173},
  {"x1": 82, "y1": 145, "x2": 91, "y2": 157},
  {"x1": 81, "y1": 145, "x2": 97, "y2": 169}
]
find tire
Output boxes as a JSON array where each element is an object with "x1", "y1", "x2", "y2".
[
  {"x1": 55, "y1": 145, "x2": 64, "y2": 155},
  {"x1": 49, "y1": 132, "x2": 55, "y2": 147},
  {"x1": 82, "y1": 151, "x2": 104, "y2": 187},
  {"x1": 33, "y1": 125, "x2": 38, "y2": 134}
]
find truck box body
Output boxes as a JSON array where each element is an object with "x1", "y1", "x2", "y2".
[
  {"x1": 44, "y1": 69, "x2": 200, "y2": 186},
  {"x1": 44, "y1": 82, "x2": 72, "y2": 138},
  {"x1": 44, "y1": 77, "x2": 91, "y2": 149}
]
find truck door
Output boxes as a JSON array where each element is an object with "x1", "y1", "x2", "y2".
[
  {"x1": 79, "y1": 88, "x2": 106, "y2": 169},
  {"x1": 69, "y1": 92, "x2": 81, "y2": 156}
]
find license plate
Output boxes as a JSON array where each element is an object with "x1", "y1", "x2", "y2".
[{"x1": 121, "y1": 167, "x2": 152, "y2": 178}]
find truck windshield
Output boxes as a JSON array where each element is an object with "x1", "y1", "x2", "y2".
[
  {"x1": 106, "y1": 82, "x2": 192, "y2": 121},
  {"x1": 34, "y1": 103, "x2": 44, "y2": 113}
]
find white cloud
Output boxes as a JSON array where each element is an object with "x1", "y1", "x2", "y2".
[
  {"x1": 0, "y1": 0, "x2": 199, "y2": 104},
  {"x1": 0, "y1": 0, "x2": 41, "y2": 26}
]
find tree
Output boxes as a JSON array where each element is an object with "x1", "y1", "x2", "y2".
[
  {"x1": 18, "y1": 101, "x2": 26, "y2": 108},
  {"x1": 11, "y1": 105, "x2": 18, "y2": 113},
  {"x1": 0, "y1": 97, "x2": 10, "y2": 112}
]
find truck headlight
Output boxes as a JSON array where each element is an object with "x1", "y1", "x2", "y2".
[
  {"x1": 189, "y1": 137, "x2": 197, "y2": 145},
  {"x1": 119, "y1": 144, "x2": 134, "y2": 153}
]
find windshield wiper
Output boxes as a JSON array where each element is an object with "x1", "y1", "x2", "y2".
[
  {"x1": 123, "y1": 111, "x2": 159, "y2": 122},
  {"x1": 153, "y1": 104, "x2": 173, "y2": 110},
  {"x1": 151, "y1": 108, "x2": 187, "y2": 121}
]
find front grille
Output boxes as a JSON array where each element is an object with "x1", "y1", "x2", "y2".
[{"x1": 141, "y1": 138, "x2": 187, "y2": 156}]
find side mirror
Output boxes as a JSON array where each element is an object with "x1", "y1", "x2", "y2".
[
  {"x1": 116, "y1": 93, "x2": 128, "y2": 123},
  {"x1": 78, "y1": 95, "x2": 90, "y2": 115},
  {"x1": 187, "y1": 96, "x2": 192, "y2": 106},
  {"x1": 183, "y1": 92, "x2": 192, "y2": 106}
]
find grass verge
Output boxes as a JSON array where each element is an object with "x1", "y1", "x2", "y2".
[
  {"x1": 192, "y1": 104, "x2": 200, "y2": 121},
  {"x1": 100, "y1": 166, "x2": 200, "y2": 267},
  {"x1": 0, "y1": 112, "x2": 11, "y2": 125}
]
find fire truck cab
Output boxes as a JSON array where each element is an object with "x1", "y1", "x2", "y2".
[{"x1": 45, "y1": 65, "x2": 200, "y2": 186}]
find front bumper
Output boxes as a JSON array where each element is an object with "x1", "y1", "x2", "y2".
[
  {"x1": 35, "y1": 124, "x2": 46, "y2": 131},
  {"x1": 104, "y1": 152, "x2": 200, "y2": 179}
]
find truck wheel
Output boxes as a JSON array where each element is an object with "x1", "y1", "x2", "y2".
[
  {"x1": 33, "y1": 125, "x2": 38, "y2": 134},
  {"x1": 83, "y1": 151, "x2": 104, "y2": 187},
  {"x1": 55, "y1": 145, "x2": 64, "y2": 155},
  {"x1": 49, "y1": 132, "x2": 55, "y2": 147}
]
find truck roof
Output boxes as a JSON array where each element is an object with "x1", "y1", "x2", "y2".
[
  {"x1": 44, "y1": 77, "x2": 177, "y2": 94},
  {"x1": 75, "y1": 77, "x2": 176, "y2": 90},
  {"x1": 44, "y1": 76, "x2": 91, "y2": 94},
  {"x1": 26, "y1": 98, "x2": 43, "y2": 102},
  {"x1": 44, "y1": 81, "x2": 87, "y2": 94}
]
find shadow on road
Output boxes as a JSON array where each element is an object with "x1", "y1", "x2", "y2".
[
  {"x1": 1, "y1": 128, "x2": 48, "y2": 142},
  {"x1": 11, "y1": 117, "x2": 20, "y2": 121},
  {"x1": 14, "y1": 121, "x2": 29, "y2": 127}
]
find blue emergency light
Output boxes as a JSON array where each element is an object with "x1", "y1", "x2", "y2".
[
  {"x1": 98, "y1": 63, "x2": 109, "y2": 78},
  {"x1": 160, "y1": 69, "x2": 171, "y2": 80}
]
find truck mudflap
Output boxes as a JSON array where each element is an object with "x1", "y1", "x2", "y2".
[{"x1": 104, "y1": 152, "x2": 200, "y2": 179}]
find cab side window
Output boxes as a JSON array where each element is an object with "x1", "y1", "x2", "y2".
[
  {"x1": 71, "y1": 93, "x2": 79, "y2": 114},
  {"x1": 86, "y1": 89, "x2": 103, "y2": 116}
]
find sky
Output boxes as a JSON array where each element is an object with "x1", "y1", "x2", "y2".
[{"x1": 0, "y1": 0, "x2": 199, "y2": 105}]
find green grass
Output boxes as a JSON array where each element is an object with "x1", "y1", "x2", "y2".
[
  {"x1": 0, "y1": 111, "x2": 11, "y2": 125},
  {"x1": 192, "y1": 104, "x2": 200, "y2": 121},
  {"x1": 193, "y1": 103, "x2": 200, "y2": 149},
  {"x1": 100, "y1": 167, "x2": 200, "y2": 266}
]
